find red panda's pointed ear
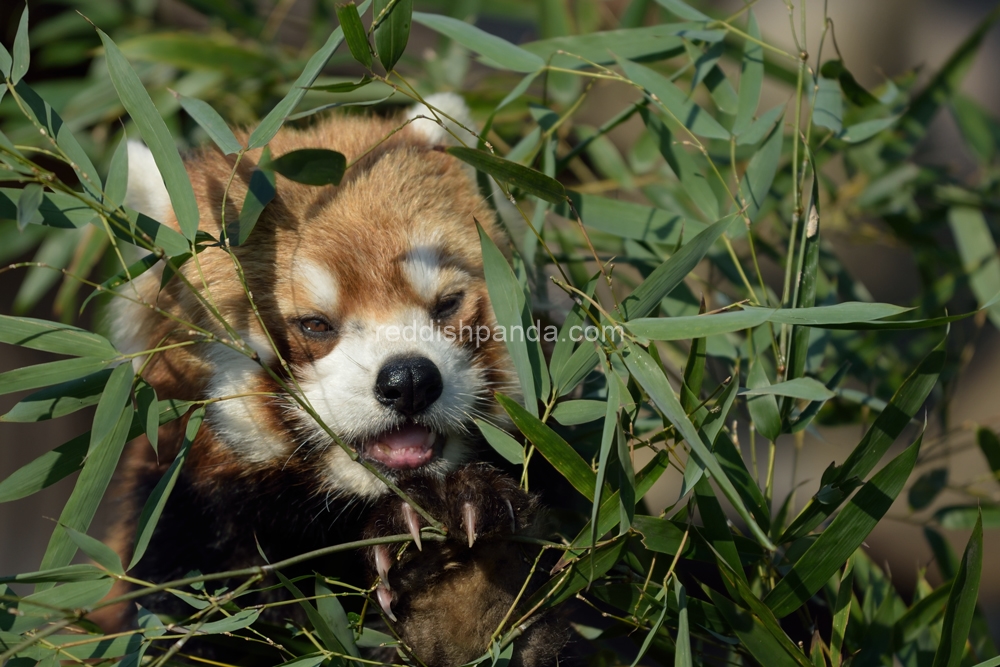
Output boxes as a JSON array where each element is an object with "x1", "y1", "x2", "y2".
[
  {"x1": 405, "y1": 92, "x2": 479, "y2": 147},
  {"x1": 125, "y1": 140, "x2": 174, "y2": 223}
]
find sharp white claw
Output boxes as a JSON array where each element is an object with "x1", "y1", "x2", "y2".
[
  {"x1": 402, "y1": 502, "x2": 422, "y2": 551},
  {"x1": 374, "y1": 545, "x2": 392, "y2": 590},
  {"x1": 505, "y1": 498, "x2": 516, "y2": 533},
  {"x1": 376, "y1": 585, "x2": 397, "y2": 622},
  {"x1": 462, "y1": 501, "x2": 477, "y2": 548}
]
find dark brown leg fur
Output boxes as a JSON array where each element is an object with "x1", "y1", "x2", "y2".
[{"x1": 364, "y1": 464, "x2": 567, "y2": 667}]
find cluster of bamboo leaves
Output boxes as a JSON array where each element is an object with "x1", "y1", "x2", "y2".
[{"x1": 2, "y1": 0, "x2": 1000, "y2": 665}]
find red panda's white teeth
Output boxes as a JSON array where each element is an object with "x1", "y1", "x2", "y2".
[{"x1": 363, "y1": 424, "x2": 439, "y2": 470}]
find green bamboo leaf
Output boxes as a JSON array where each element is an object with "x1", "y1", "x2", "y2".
[
  {"x1": 105, "y1": 134, "x2": 129, "y2": 210},
  {"x1": 830, "y1": 556, "x2": 854, "y2": 667},
  {"x1": 37, "y1": 391, "x2": 134, "y2": 577},
  {"x1": 742, "y1": 302, "x2": 911, "y2": 326},
  {"x1": 765, "y1": 434, "x2": 922, "y2": 617},
  {"x1": 934, "y1": 505, "x2": 1000, "y2": 529},
  {"x1": 65, "y1": 527, "x2": 124, "y2": 575},
  {"x1": 496, "y1": 393, "x2": 596, "y2": 501},
  {"x1": 315, "y1": 577, "x2": 361, "y2": 658},
  {"x1": 621, "y1": 215, "x2": 735, "y2": 320},
  {"x1": 128, "y1": 209, "x2": 190, "y2": 256},
  {"x1": 742, "y1": 377, "x2": 835, "y2": 401},
  {"x1": 0, "y1": 357, "x2": 113, "y2": 397},
  {"x1": 820, "y1": 60, "x2": 880, "y2": 107},
  {"x1": 551, "y1": 400, "x2": 607, "y2": 425},
  {"x1": 135, "y1": 380, "x2": 159, "y2": 454},
  {"x1": 275, "y1": 571, "x2": 351, "y2": 655},
  {"x1": 98, "y1": 29, "x2": 199, "y2": 240},
  {"x1": 0, "y1": 314, "x2": 118, "y2": 359},
  {"x1": 412, "y1": 12, "x2": 543, "y2": 73},
  {"x1": 234, "y1": 161, "x2": 276, "y2": 245},
  {"x1": 307, "y1": 76, "x2": 375, "y2": 93},
  {"x1": 450, "y1": 147, "x2": 565, "y2": 203},
  {"x1": 248, "y1": 0, "x2": 373, "y2": 149},
  {"x1": 908, "y1": 468, "x2": 948, "y2": 511},
  {"x1": 931, "y1": 511, "x2": 983, "y2": 667},
  {"x1": 640, "y1": 107, "x2": 718, "y2": 221},
  {"x1": 733, "y1": 11, "x2": 763, "y2": 136},
  {"x1": 520, "y1": 24, "x2": 690, "y2": 69},
  {"x1": 630, "y1": 581, "x2": 670, "y2": 667},
  {"x1": 786, "y1": 181, "x2": 821, "y2": 388},
  {"x1": 475, "y1": 418, "x2": 524, "y2": 465},
  {"x1": 0, "y1": 564, "x2": 108, "y2": 584},
  {"x1": 950, "y1": 94, "x2": 999, "y2": 163},
  {"x1": 674, "y1": 580, "x2": 692, "y2": 667},
  {"x1": 894, "y1": 578, "x2": 951, "y2": 646},
  {"x1": 812, "y1": 76, "x2": 843, "y2": 132},
  {"x1": 373, "y1": 0, "x2": 411, "y2": 71},
  {"x1": 8, "y1": 580, "x2": 114, "y2": 634},
  {"x1": 976, "y1": 427, "x2": 1000, "y2": 478},
  {"x1": 11, "y1": 4, "x2": 29, "y2": 84},
  {"x1": 0, "y1": 32, "x2": 11, "y2": 78},
  {"x1": 477, "y1": 224, "x2": 540, "y2": 413},
  {"x1": 263, "y1": 148, "x2": 346, "y2": 186},
  {"x1": 618, "y1": 57, "x2": 731, "y2": 140},
  {"x1": 893, "y1": 5, "x2": 1000, "y2": 156},
  {"x1": 1, "y1": 370, "x2": 113, "y2": 422},
  {"x1": 654, "y1": 0, "x2": 709, "y2": 21},
  {"x1": 16, "y1": 183, "x2": 43, "y2": 231},
  {"x1": 696, "y1": 476, "x2": 748, "y2": 586},
  {"x1": 195, "y1": 609, "x2": 261, "y2": 634},
  {"x1": 948, "y1": 206, "x2": 1000, "y2": 329},
  {"x1": 746, "y1": 358, "x2": 781, "y2": 442},
  {"x1": 556, "y1": 193, "x2": 706, "y2": 245},
  {"x1": 737, "y1": 104, "x2": 784, "y2": 145},
  {"x1": 623, "y1": 342, "x2": 774, "y2": 550},
  {"x1": 91, "y1": 363, "x2": 136, "y2": 455},
  {"x1": 628, "y1": 307, "x2": 771, "y2": 339},
  {"x1": 838, "y1": 114, "x2": 901, "y2": 143},
  {"x1": 736, "y1": 115, "x2": 783, "y2": 223},
  {"x1": 118, "y1": 33, "x2": 273, "y2": 74},
  {"x1": 80, "y1": 252, "x2": 160, "y2": 313},
  {"x1": 591, "y1": 372, "x2": 622, "y2": 547},
  {"x1": 528, "y1": 538, "x2": 628, "y2": 610},
  {"x1": 129, "y1": 406, "x2": 204, "y2": 569},
  {"x1": 175, "y1": 93, "x2": 243, "y2": 155},
  {"x1": 336, "y1": 2, "x2": 372, "y2": 69},
  {"x1": 706, "y1": 585, "x2": 803, "y2": 667},
  {"x1": 714, "y1": 428, "x2": 770, "y2": 532}
]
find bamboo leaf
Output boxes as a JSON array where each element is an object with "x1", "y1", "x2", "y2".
[
  {"x1": 551, "y1": 400, "x2": 607, "y2": 425},
  {"x1": 11, "y1": 5, "x2": 29, "y2": 84},
  {"x1": 90, "y1": 363, "x2": 135, "y2": 455},
  {"x1": 450, "y1": 147, "x2": 565, "y2": 203},
  {"x1": 0, "y1": 314, "x2": 118, "y2": 358},
  {"x1": 234, "y1": 161, "x2": 276, "y2": 245},
  {"x1": 811, "y1": 77, "x2": 843, "y2": 133},
  {"x1": 674, "y1": 580, "x2": 692, "y2": 667},
  {"x1": 263, "y1": 148, "x2": 346, "y2": 186},
  {"x1": 830, "y1": 556, "x2": 854, "y2": 667},
  {"x1": 733, "y1": 11, "x2": 763, "y2": 136},
  {"x1": 746, "y1": 358, "x2": 781, "y2": 442},
  {"x1": 175, "y1": 93, "x2": 243, "y2": 155},
  {"x1": 520, "y1": 25, "x2": 690, "y2": 69},
  {"x1": 948, "y1": 206, "x2": 1000, "y2": 329},
  {"x1": 931, "y1": 510, "x2": 983, "y2": 667},
  {"x1": 373, "y1": 0, "x2": 412, "y2": 71},
  {"x1": 640, "y1": 107, "x2": 718, "y2": 221},
  {"x1": 497, "y1": 393, "x2": 596, "y2": 501},
  {"x1": 105, "y1": 134, "x2": 129, "y2": 210},
  {"x1": 196, "y1": 609, "x2": 261, "y2": 634},
  {"x1": 413, "y1": 13, "x2": 543, "y2": 73},
  {"x1": 618, "y1": 57, "x2": 731, "y2": 140},
  {"x1": 623, "y1": 342, "x2": 774, "y2": 550},
  {"x1": 0, "y1": 357, "x2": 113, "y2": 397},
  {"x1": 337, "y1": 2, "x2": 372, "y2": 69},
  {"x1": 706, "y1": 586, "x2": 803, "y2": 667},
  {"x1": 1, "y1": 369, "x2": 112, "y2": 423},
  {"x1": 16, "y1": 184, "x2": 43, "y2": 231},
  {"x1": 248, "y1": 0, "x2": 372, "y2": 149},
  {"x1": 934, "y1": 505, "x2": 1000, "y2": 529},
  {"x1": 976, "y1": 427, "x2": 1000, "y2": 478},
  {"x1": 315, "y1": 577, "x2": 360, "y2": 658},
  {"x1": 475, "y1": 418, "x2": 524, "y2": 465},
  {"x1": 64, "y1": 527, "x2": 124, "y2": 575},
  {"x1": 736, "y1": 115, "x2": 783, "y2": 223},
  {"x1": 765, "y1": 434, "x2": 922, "y2": 617},
  {"x1": 742, "y1": 377, "x2": 835, "y2": 401},
  {"x1": 129, "y1": 406, "x2": 204, "y2": 569}
]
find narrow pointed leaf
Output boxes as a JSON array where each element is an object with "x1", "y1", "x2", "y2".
[
  {"x1": 475, "y1": 418, "x2": 524, "y2": 465},
  {"x1": 316, "y1": 577, "x2": 361, "y2": 658},
  {"x1": 106, "y1": 134, "x2": 129, "y2": 209},
  {"x1": 65, "y1": 527, "x2": 124, "y2": 575},
  {"x1": 99, "y1": 29, "x2": 199, "y2": 240},
  {"x1": 742, "y1": 377, "x2": 835, "y2": 401},
  {"x1": 736, "y1": 116, "x2": 783, "y2": 223},
  {"x1": 1, "y1": 369, "x2": 112, "y2": 423},
  {"x1": 263, "y1": 148, "x2": 345, "y2": 186},
  {"x1": 11, "y1": 5, "x2": 29, "y2": 84},
  {"x1": 16, "y1": 184, "x2": 43, "y2": 231},
  {"x1": 623, "y1": 342, "x2": 774, "y2": 550},
  {"x1": 641, "y1": 108, "x2": 718, "y2": 221},
  {"x1": 373, "y1": 0, "x2": 411, "y2": 71},
  {"x1": 746, "y1": 359, "x2": 781, "y2": 441},
  {"x1": 234, "y1": 162, "x2": 276, "y2": 245},
  {"x1": 830, "y1": 556, "x2": 854, "y2": 667},
  {"x1": 450, "y1": 147, "x2": 565, "y2": 203},
  {"x1": 765, "y1": 435, "x2": 922, "y2": 617},
  {"x1": 706, "y1": 586, "x2": 803, "y2": 667},
  {"x1": 931, "y1": 510, "x2": 983, "y2": 667},
  {"x1": 976, "y1": 427, "x2": 1000, "y2": 478},
  {"x1": 175, "y1": 93, "x2": 243, "y2": 155},
  {"x1": 413, "y1": 13, "x2": 543, "y2": 73},
  {"x1": 733, "y1": 11, "x2": 763, "y2": 135},
  {"x1": 0, "y1": 315, "x2": 118, "y2": 358},
  {"x1": 129, "y1": 406, "x2": 204, "y2": 569},
  {"x1": 337, "y1": 2, "x2": 372, "y2": 69},
  {"x1": 948, "y1": 206, "x2": 1000, "y2": 329},
  {"x1": 0, "y1": 356, "x2": 113, "y2": 396}
]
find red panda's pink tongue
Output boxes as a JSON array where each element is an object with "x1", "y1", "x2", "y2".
[{"x1": 365, "y1": 424, "x2": 437, "y2": 469}]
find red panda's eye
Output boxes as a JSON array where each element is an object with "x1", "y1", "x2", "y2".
[
  {"x1": 432, "y1": 292, "x2": 464, "y2": 319},
  {"x1": 300, "y1": 317, "x2": 334, "y2": 334}
]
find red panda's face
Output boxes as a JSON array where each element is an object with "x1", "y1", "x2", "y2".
[{"x1": 117, "y1": 101, "x2": 517, "y2": 500}]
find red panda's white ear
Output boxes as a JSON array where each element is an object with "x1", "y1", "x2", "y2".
[
  {"x1": 405, "y1": 92, "x2": 478, "y2": 146},
  {"x1": 124, "y1": 140, "x2": 173, "y2": 223}
]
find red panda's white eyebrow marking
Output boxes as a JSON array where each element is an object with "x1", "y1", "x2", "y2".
[
  {"x1": 293, "y1": 261, "x2": 339, "y2": 314},
  {"x1": 403, "y1": 246, "x2": 443, "y2": 302}
]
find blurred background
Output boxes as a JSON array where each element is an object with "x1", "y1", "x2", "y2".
[{"x1": 2, "y1": 0, "x2": 1000, "y2": 640}]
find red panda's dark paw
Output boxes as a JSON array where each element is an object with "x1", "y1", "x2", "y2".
[{"x1": 362, "y1": 465, "x2": 563, "y2": 667}]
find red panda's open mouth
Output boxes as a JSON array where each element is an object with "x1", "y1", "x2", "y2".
[{"x1": 361, "y1": 424, "x2": 439, "y2": 470}]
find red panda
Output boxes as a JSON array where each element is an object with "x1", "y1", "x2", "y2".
[{"x1": 103, "y1": 94, "x2": 566, "y2": 666}]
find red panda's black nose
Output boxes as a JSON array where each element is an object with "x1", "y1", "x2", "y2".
[{"x1": 375, "y1": 356, "x2": 444, "y2": 415}]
